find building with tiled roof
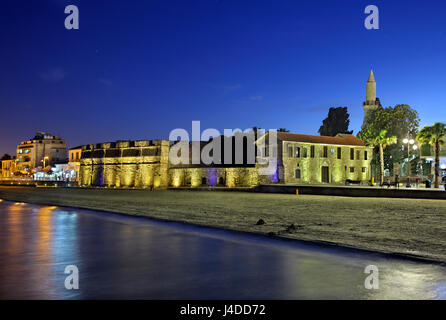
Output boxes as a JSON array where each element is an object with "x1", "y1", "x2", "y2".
[{"x1": 256, "y1": 132, "x2": 373, "y2": 185}]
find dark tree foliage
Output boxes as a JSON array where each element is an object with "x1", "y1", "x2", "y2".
[
  {"x1": 1, "y1": 154, "x2": 12, "y2": 161},
  {"x1": 318, "y1": 107, "x2": 353, "y2": 137},
  {"x1": 358, "y1": 104, "x2": 420, "y2": 177}
]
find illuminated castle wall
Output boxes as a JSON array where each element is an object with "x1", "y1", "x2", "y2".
[
  {"x1": 169, "y1": 167, "x2": 259, "y2": 188},
  {"x1": 79, "y1": 140, "x2": 170, "y2": 188},
  {"x1": 79, "y1": 133, "x2": 373, "y2": 188},
  {"x1": 79, "y1": 140, "x2": 261, "y2": 188}
]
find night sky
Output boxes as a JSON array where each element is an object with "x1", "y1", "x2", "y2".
[{"x1": 1, "y1": 0, "x2": 445, "y2": 156}]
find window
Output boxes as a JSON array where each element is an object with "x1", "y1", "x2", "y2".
[
  {"x1": 337, "y1": 147, "x2": 342, "y2": 159},
  {"x1": 350, "y1": 167, "x2": 355, "y2": 173},
  {"x1": 350, "y1": 148, "x2": 354, "y2": 160},
  {"x1": 323, "y1": 146, "x2": 328, "y2": 158},
  {"x1": 295, "y1": 169, "x2": 301, "y2": 179},
  {"x1": 362, "y1": 167, "x2": 366, "y2": 173},
  {"x1": 288, "y1": 146, "x2": 293, "y2": 158},
  {"x1": 330, "y1": 147, "x2": 335, "y2": 155},
  {"x1": 310, "y1": 146, "x2": 315, "y2": 158},
  {"x1": 302, "y1": 148, "x2": 307, "y2": 158},
  {"x1": 356, "y1": 150, "x2": 360, "y2": 160},
  {"x1": 364, "y1": 151, "x2": 368, "y2": 160},
  {"x1": 295, "y1": 147, "x2": 300, "y2": 158}
]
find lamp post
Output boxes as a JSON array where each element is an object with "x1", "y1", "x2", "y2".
[
  {"x1": 403, "y1": 138, "x2": 415, "y2": 187},
  {"x1": 43, "y1": 156, "x2": 49, "y2": 168}
]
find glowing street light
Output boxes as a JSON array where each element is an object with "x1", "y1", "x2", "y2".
[
  {"x1": 42, "y1": 156, "x2": 49, "y2": 168},
  {"x1": 403, "y1": 137, "x2": 416, "y2": 187}
]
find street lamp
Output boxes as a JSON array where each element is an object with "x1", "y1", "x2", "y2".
[
  {"x1": 42, "y1": 156, "x2": 49, "y2": 168},
  {"x1": 403, "y1": 138, "x2": 415, "y2": 187}
]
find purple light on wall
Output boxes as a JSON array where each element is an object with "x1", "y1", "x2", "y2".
[
  {"x1": 208, "y1": 169, "x2": 217, "y2": 186},
  {"x1": 270, "y1": 168, "x2": 279, "y2": 183}
]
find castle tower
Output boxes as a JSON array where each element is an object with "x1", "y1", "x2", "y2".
[{"x1": 363, "y1": 68, "x2": 381, "y2": 121}]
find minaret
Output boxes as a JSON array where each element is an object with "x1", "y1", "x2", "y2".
[{"x1": 363, "y1": 68, "x2": 381, "y2": 122}]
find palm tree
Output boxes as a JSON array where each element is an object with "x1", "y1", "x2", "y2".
[
  {"x1": 416, "y1": 122, "x2": 446, "y2": 188},
  {"x1": 372, "y1": 129, "x2": 397, "y2": 185}
]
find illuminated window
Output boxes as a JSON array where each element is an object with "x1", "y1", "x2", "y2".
[{"x1": 295, "y1": 147, "x2": 301, "y2": 158}]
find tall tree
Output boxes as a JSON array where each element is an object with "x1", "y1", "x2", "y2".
[
  {"x1": 416, "y1": 122, "x2": 446, "y2": 188},
  {"x1": 278, "y1": 128, "x2": 289, "y2": 132},
  {"x1": 358, "y1": 104, "x2": 420, "y2": 177},
  {"x1": 371, "y1": 130, "x2": 397, "y2": 185},
  {"x1": 318, "y1": 107, "x2": 353, "y2": 136}
]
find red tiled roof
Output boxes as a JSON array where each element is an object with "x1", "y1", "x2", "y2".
[{"x1": 276, "y1": 132, "x2": 365, "y2": 146}]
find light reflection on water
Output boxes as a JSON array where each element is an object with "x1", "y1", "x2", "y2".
[{"x1": 0, "y1": 200, "x2": 445, "y2": 300}]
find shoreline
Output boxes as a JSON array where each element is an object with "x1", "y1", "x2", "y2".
[
  {"x1": 3, "y1": 197, "x2": 444, "y2": 266},
  {"x1": 1, "y1": 186, "x2": 445, "y2": 264}
]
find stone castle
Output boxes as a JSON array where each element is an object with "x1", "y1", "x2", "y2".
[{"x1": 79, "y1": 71, "x2": 376, "y2": 188}]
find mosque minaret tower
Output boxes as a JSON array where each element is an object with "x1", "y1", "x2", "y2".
[{"x1": 362, "y1": 68, "x2": 381, "y2": 121}]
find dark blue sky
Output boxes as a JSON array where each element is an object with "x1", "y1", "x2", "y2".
[{"x1": 1, "y1": 0, "x2": 445, "y2": 155}]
